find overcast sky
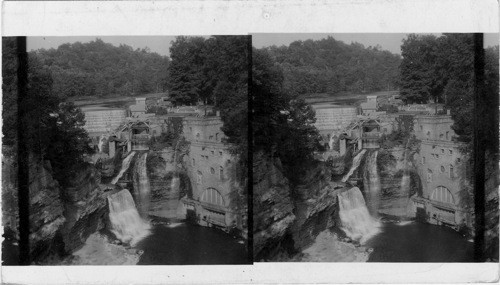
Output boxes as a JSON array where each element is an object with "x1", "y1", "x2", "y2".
[
  {"x1": 28, "y1": 34, "x2": 499, "y2": 57},
  {"x1": 252, "y1": 33, "x2": 499, "y2": 55}
]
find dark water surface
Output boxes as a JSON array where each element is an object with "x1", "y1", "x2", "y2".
[
  {"x1": 366, "y1": 222, "x2": 474, "y2": 262},
  {"x1": 136, "y1": 221, "x2": 249, "y2": 265}
]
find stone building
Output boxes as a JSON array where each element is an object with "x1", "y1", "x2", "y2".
[
  {"x1": 180, "y1": 116, "x2": 246, "y2": 232},
  {"x1": 360, "y1": 95, "x2": 378, "y2": 115},
  {"x1": 129, "y1": 97, "x2": 147, "y2": 118},
  {"x1": 411, "y1": 114, "x2": 470, "y2": 228}
]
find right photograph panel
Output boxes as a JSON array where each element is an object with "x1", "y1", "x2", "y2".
[{"x1": 252, "y1": 33, "x2": 499, "y2": 262}]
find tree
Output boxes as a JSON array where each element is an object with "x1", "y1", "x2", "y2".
[
  {"x1": 253, "y1": 48, "x2": 322, "y2": 182},
  {"x1": 167, "y1": 36, "x2": 206, "y2": 105},
  {"x1": 2, "y1": 37, "x2": 18, "y2": 146},
  {"x1": 3, "y1": 44, "x2": 94, "y2": 187},
  {"x1": 400, "y1": 34, "x2": 444, "y2": 104}
]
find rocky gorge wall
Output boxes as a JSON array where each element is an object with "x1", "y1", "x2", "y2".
[
  {"x1": 1, "y1": 147, "x2": 109, "y2": 262},
  {"x1": 253, "y1": 152, "x2": 341, "y2": 261},
  {"x1": 374, "y1": 148, "x2": 421, "y2": 219}
]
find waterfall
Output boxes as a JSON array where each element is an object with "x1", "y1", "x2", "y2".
[
  {"x1": 97, "y1": 135, "x2": 107, "y2": 153},
  {"x1": 107, "y1": 189, "x2": 150, "y2": 246},
  {"x1": 111, "y1": 151, "x2": 136, "y2": 184},
  {"x1": 400, "y1": 139, "x2": 411, "y2": 196},
  {"x1": 342, "y1": 149, "x2": 367, "y2": 182},
  {"x1": 363, "y1": 150, "x2": 381, "y2": 215},
  {"x1": 133, "y1": 152, "x2": 151, "y2": 217},
  {"x1": 337, "y1": 187, "x2": 380, "y2": 244}
]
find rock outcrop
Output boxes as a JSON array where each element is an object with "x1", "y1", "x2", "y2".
[
  {"x1": 373, "y1": 148, "x2": 420, "y2": 219},
  {"x1": 1, "y1": 148, "x2": 67, "y2": 261},
  {"x1": 253, "y1": 152, "x2": 295, "y2": 260},
  {"x1": 291, "y1": 162, "x2": 339, "y2": 250},
  {"x1": 254, "y1": 153, "x2": 342, "y2": 261},
  {"x1": 60, "y1": 163, "x2": 108, "y2": 253}
]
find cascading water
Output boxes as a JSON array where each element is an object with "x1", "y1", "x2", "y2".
[
  {"x1": 133, "y1": 152, "x2": 151, "y2": 217},
  {"x1": 111, "y1": 151, "x2": 136, "y2": 184},
  {"x1": 342, "y1": 149, "x2": 367, "y2": 182},
  {"x1": 107, "y1": 189, "x2": 150, "y2": 246},
  {"x1": 97, "y1": 135, "x2": 107, "y2": 153},
  {"x1": 337, "y1": 187, "x2": 380, "y2": 244},
  {"x1": 363, "y1": 150, "x2": 381, "y2": 215},
  {"x1": 400, "y1": 139, "x2": 411, "y2": 196}
]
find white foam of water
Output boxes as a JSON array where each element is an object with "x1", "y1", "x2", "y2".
[
  {"x1": 342, "y1": 149, "x2": 367, "y2": 182},
  {"x1": 107, "y1": 189, "x2": 150, "y2": 246},
  {"x1": 134, "y1": 152, "x2": 151, "y2": 216},
  {"x1": 338, "y1": 187, "x2": 380, "y2": 244},
  {"x1": 164, "y1": 222, "x2": 183, "y2": 228},
  {"x1": 363, "y1": 150, "x2": 381, "y2": 214},
  {"x1": 397, "y1": 221, "x2": 413, "y2": 226},
  {"x1": 111, "y1": 151, "x2": 136, "y2": 184}
]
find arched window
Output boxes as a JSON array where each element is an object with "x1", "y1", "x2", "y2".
[
  {"x1": 440, "y1": 165, "x2": 445, "y2": 173},
  {"x1": 215, "y1": 133, "x2": 219, "y2": 141},
  {"x1": 200, "y1": 188, "x2": 225, "y2": 207},
  {"x1": 210, "y1": 167, "x2": 215, "y2": 174},
  {"x1": 449, "y1": 165, "x2": 454, "y2": 179},
  {"x1": 219, "y1": 166, "x2": 224, "y2": 180},
  {"x1": 431, "y1": 186, "x2": 455, "y2": 205},
  {"x1": 426, "y1": 131, "x2": 431, "y2": 138}
]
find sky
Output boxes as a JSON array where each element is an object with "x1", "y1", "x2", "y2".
[
  {"x1": 28, "y1": 34, "x2": 499, "y2": 57},
  {"x1": 252, "y1": 33, "x2": 500, "y2": 55}
]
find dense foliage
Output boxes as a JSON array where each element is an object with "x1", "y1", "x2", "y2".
[
  {"x1": 2, "y1": 38, "x2": 94, "y2": 186},
  {"x1": 34, "y1": 38, "x2": 169, "y2": 99},
  {"x1": 253, "y1": 48, "x2": 323, "y2": 182},
  {"x1": 264, "y1": 37, "x2": 401, "y2": 97},
  {"x1": 399, "y1": 34, "x2": 499, "y2": 149}
]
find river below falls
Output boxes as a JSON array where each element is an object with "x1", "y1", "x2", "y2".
[
  {"x1": 365, "y1": 221, "x2": 473, "y2": 262},
  {"x1": 135, "y1": 219, "x2": 249, "y2": 265}
]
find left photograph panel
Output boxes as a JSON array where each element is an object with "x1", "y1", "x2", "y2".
[{"x1": 2, "y1": 36, "x2": 250, "y2": 265}]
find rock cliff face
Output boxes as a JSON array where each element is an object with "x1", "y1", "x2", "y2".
[
  {"x1": 253, "y1": 152, "x2": 341, "y2": 261},
  {"x1": 28, "y1": 158, "x2": 67, "y2": 259},
  {"x1": 253, "y1": 152, "x2": 295, "y2": 260},
  {"x1": 60, "y1": 163, "x2": 108, "y2": 253},
  {"x1": 1, "y1": 148, "x2": 67, "y2": 261},
  {"x1": 1, "y1": 148, "x2": 109, "y2": 262},
  {"x1": 484, "y1": 152, "x2": 499, "y2": 261},
  {"x1": 372, "y1": 148, "x2": 420, "y2": 219},
  {"x1": 290, "y1": 162, "x2": 339, "y2": 250},
  {"x1": 146, "y1": 152, "x2": 188, "y2": 218}
]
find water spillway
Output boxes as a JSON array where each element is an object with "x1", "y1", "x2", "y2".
[
  {"x1": 133, "y1": 152, "x2": 151, "y2": 217},
  {"x1": 107, "y1": 189, "x2": 151, "y2": 246},
  {"x1": 111, "y1": 151, "x2": 136, "y2": 184},
  {"x1": 363, "y1": 150, "x2": 381, "y2": 215},
  {"x1": 342, "y1": 149, "x2": 367, "y2": 182},
  {"x1": 337, "y1": 187, "x2": 380, "y2": 244}
]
